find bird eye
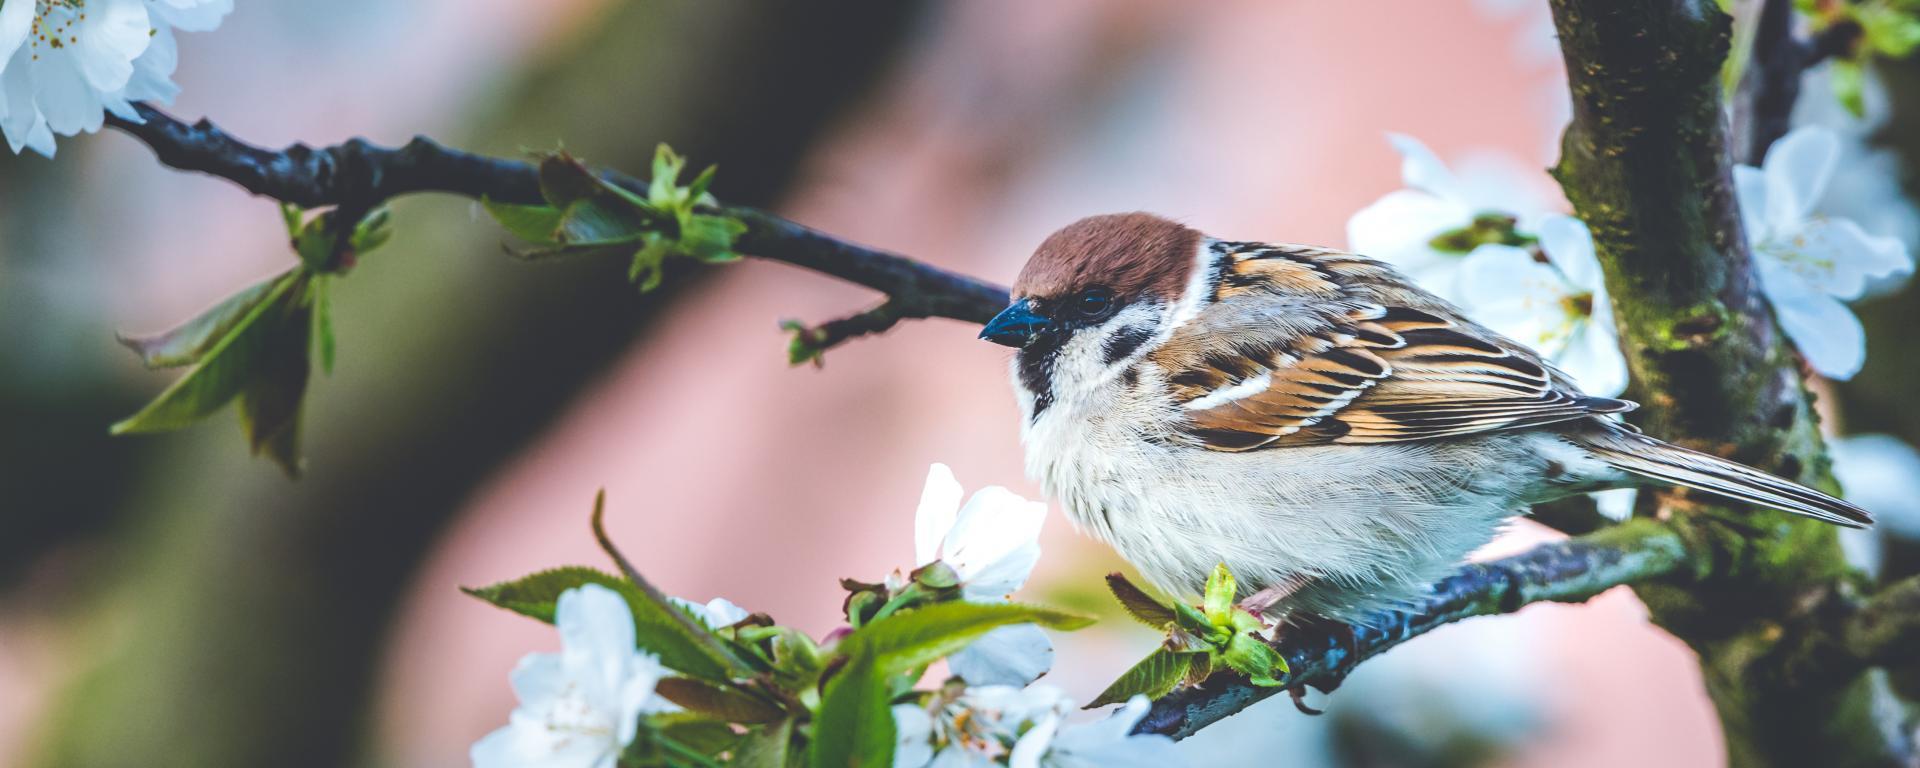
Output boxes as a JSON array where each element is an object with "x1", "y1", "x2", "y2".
[{"x1": 1076, "y1": 287, "x2": 1114, "y2": 319}]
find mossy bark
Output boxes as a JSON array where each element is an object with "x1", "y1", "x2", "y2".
[{"x1": 1548, "y1": 1, "x2": 1914, "y2": 764}]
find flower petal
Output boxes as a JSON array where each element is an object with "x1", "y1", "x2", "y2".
[
  {"x1": 1006, "y1": 711, "x2": 1060, "y2": 768},
  {"x1": 1555, "y1": 322, "x2": 1628, "y2": 397},
  {"x1": 1732, "y1": 164, "x2": 1769, "y2": 241},
  {"x1": 1045, "y1": 697, "x2": 1184, "y2": 767},
  {"x1": 1759, "y1": 261, "x2": 1867, "y2": 379},
  {"x1": 1762, "y1": 126, "x2": 1841, "y2": 230},
  {"x1": 0, "y1": 0, "x2": 33, "y2": 68},
  {"x1": 1591, "y1": 488, "x2": 1638, "y2": 521},
  {"x1": 1387, "y1": 133, "x2": 1466, "y2": 203},
  {"x1": 915, "y1": 463, "x2": 963, "y2": 567},
  {"x1": 1455, "y1": 244, "x2": 1570, "y2": 351},
  {"x1": 71, "y1": 0, "x2": 152, "y2": 93},
  {"x1": 944, "y1": 486, "x2": 1046, "y2": 597},
  {"x1": 1772, "y1": 216, "x2": 1913, "y2": 300},
  {"x1": 948, "y1": 623, "x2": 1054, "y2": 687},
  {"x1": 1345, "y1": 188, "x2": 1469, "y2": 274},
  {"x1": 1535, "y1": 215, "x2": 1601, "y2": 291},
  {"x1": 891, "y1": 704, "x2": 936, "y2": 768},
  {"x1": 555, "y1": 584, "x2": 639, "y2": 685}
]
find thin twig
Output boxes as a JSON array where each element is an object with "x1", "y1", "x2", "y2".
[
  {"x1": 106, "y1": 103, "x2": 1009, "y2": 335},
  {"x1": 1135, "y1": 521, "x2": 1693, "y2": 738}
]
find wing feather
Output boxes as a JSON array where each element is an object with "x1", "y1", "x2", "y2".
[{"x1": 1158, "y1": 244, "x2": 1633, "y2": 451}]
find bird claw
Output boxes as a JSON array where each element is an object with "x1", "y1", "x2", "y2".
[{"x1": 1289, "y1": 684, "x2": 1325, "y2": 715}]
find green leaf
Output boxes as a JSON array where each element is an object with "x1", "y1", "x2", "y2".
[
  {"x1": 1202, "y1": 563, "x2": 1237, "y2": 625},
  {"x1": 1087, "y1": 648, "x2": 1192, "y2": 709},
  {"x1": 483, "y1": 198, "x2": 566, "y2": 243},
  {"x1": 557, "y1": 196, "x2": 652, "y2": 246},
  {"x1": 312, "y1": 276, "x2": 335, "y2": 375},
  {"x1": 653, "y1": 677, "x2": 785, "y2": 724},
  {"x1": 1832, "y1": 59, "x2": 1868, "y2": 117},
  {"x1": 733, "y1": 717, "x2": 795, "y2": 768},
  {"x1": 461, "y1": 566, "x2": 739, "y2": 682},
  {"x1": 808, "y1": 655, "x2": 892, "y2": 768},
  {"x1": 539, "y1": 153, "x2": 606, "y2": 207},
  {"x1": 350, "y1": 205, "x2": 394, "y2": 254},
  {"x1": 1220, "y1": 633, "x2": 1287, "y2": 687},
  {"x1": 281, "y1": 203, "x2": 304, "y2": 238},
  {"x1": 117, "y1": 272, "x2": 286, "y2": 368},
  {"x1": 680, "y1": 214, "x2": 746, "y2": 262},
  {"x1": 237, "y1": 283, "x2": 314, "y2": 476},
  {"x1": 292, "y1": 212, "x2": 340, "y2": 272},
  {"x1": 835, "y1": 601, "x2": 1093, "y2": 674},
  {"x1": 650, "y1": 143, "x2": 687, "y2": 204},
  {"x1": 630, "y1": 236, "x2": 674, "y2": 292},
  {"x1": 1105, "y1": 573, "x2": 1177, "y2": 628},
  {"x1": 655, "y1": 715, "x2": 743, "y2": 757},
  {"x1": 111, "y1": 270, "x2": 306, "y2": 435}
]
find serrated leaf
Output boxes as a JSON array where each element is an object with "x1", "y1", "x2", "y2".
[
  {"x1": 117, "y1": 272, "x2": 286, "y2": 369},
  {"x1": 312, "y1": 276, "x2": 335, "y2": 375},
  {"x1": 461, "y1": 566, "x2": 739, "y2": 682},
  {"x1": 1184, "y1": 651, "x2": 1213, "y2": 685},
  {"x1": 834, "y1": 601, "x2": 1093, "y2": 675},
  {"x1": 280, "y1": 203, "x2": 303, "y2": 238},
  {"x1": 1171, "y1": 600, "x2": 1215, "y2": 638},
  {"x1": 1203, "y1": 564, "x2": 1236, "y2": 624},
  {"x1": 111, "y1": 271, "x2": 306, "y2": 435},
  {"x1": 1105, "y1": 573, "x2": 1177, "y2": 628},
  {"x1": 734, "y1": 717, "x2": 795, "y2": 768},
  {"x1": 654, "y1": 677, "x2": 785, "y2": 724},
  {"x1": 809, "y1": 655, "x2": 891, "y2": 768},
  {"x1": 1087, "y1": 648, "x2": 1191, "y2": 709},
  {"x1": 483, "y1": 198, "x2": 566, "y2": 243},
  {"x1": 687, "y1": 164, "x2": 718, "y2": 202},
  {"x1": 1220, "y1": 633, "x2": 1287, "y2": 687}
]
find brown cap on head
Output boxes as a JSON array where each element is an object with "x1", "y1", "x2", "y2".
[{"x1": 1014, "y1": 213, "x2": 1200, "y2": 304}]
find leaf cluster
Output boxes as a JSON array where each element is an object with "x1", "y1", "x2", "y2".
[
  {"x1": 483, "y1": 145, "x2": 747, "y2": 291},
  {"x1": 1089, "y1": 564, "x2": 1288, "y2": 708},
  {"x1": 110, "y1": 205, "x2": 393, "y2": 474},
  {"x1": 464, "y1": 495, "x2": 1092, "y2": 767}
]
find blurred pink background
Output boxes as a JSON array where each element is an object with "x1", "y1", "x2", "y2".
[{"x1": 0, "y1": 2, "x2": 1728, "y2": 766}]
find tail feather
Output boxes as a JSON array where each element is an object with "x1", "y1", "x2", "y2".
[{"x1": 1578, "y1": 427, "x2": 1873, "y2": 529}]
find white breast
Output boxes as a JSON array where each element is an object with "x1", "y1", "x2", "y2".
[{"x1": 1016, "y1": 362, "x2": 1565, "y2": 621}]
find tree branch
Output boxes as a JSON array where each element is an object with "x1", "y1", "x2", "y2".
[
  {"x1": 1135, "y1": 520, "x2": 1694, "y2": 739},
  {"x1": 106, "y1": 103, "x2": 1009, "y2": 344}
]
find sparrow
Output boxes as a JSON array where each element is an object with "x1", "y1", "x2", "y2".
[{"x1": 980, "y1": 212, "x2": 1871, "y2": 623}]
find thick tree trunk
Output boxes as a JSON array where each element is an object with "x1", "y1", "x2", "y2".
[{"x1": 1548, "y1": 1, "x2": 1916, "y2": 764}]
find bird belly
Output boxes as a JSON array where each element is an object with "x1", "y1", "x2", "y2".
[{"x1": 1024, "y1": 409, "x2": 1591, "y2": 622}]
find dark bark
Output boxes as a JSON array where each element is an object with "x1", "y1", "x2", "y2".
[{"x1": 1549, "y1": 0, "x2": 1913, "y2": 764}]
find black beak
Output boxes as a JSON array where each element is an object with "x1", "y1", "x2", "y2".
[{"x1": 979, "y1": 299, "x2": 1047, "y2": 348}]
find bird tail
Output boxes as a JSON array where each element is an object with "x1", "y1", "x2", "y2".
[{"x1": 1576, "y1": 425, "x2": 1873, "y2": 529}]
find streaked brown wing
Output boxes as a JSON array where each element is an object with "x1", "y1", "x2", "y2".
[{"x1": 1163, "y1": 248, "x2": 1632, "y2": 452}]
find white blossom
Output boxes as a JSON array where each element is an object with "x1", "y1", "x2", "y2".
[
  {"x1": 0, "y1": 0, "x2": 231, "y2": 157},
  {"x1": 673, "y1": 596, "x2": 748, "y2": 630},
  {"x1": 1346, "y1": 134, "x2": 1551, "y2": 300},
  {"x1": 1735, "y1": 126, "x2": 1914, "y2": 379},
  {"x1": 893, "y1": 686, "x2": 1181, "y2": 768},
  {"x1": 1832, "y1": 434, "x2": 1920, "y2": 578},
  {"x1": 1455, "y1": 215, "x2": 1628, "y2": 397},
  {"x1": 472, "y1": 584, "x2": 667, "y2": 768},
  {"x1": 913, "y1": 463, "x2": 1054, "y2": 687}
]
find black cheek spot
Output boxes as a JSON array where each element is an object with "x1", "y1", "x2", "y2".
[
  {"x1": 1017, "y1": 340, "x2": 1061, "y2": 418},
  {"x1": 1102, "y1": 325, "x2": 1155, "y2": 366}
]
